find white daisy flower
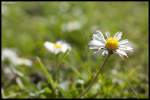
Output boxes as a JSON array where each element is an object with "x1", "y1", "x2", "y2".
[
  {"x1": 2, "y1": 48, "x2": 32, "y2": 66},
  {"x1": 59, "y1": 81, "x2": 69, "y2": 90},
  {"x1": 88, "y1": 31, "x2": 133, "y2": 58},
  {"x1": 44, "y1": 40, "x2": 71, "y2": 54},
  {"x1": 2, "y1": 2, "x2": 16, "y2": 5},
  {"x1": 62, "y1": 21, "x2": 82, "y2": 32}
]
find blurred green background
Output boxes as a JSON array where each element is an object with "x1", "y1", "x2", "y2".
[{"x1": 2, "y1": 2, "x2": 149, "y2": 98}]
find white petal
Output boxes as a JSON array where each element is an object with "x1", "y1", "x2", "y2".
[
  {"x1": 115, "y1": 49, "x2": 128, "y2": 58},
  {"x1": 44, "y1": 41, "x2": 55, "y2": 52},
  {"x1": 95, "y1": 31, "x2": 104, "y2": 38},
  {"x1": 119, "y1": 39, "x2": 133, "y2": 50},
  {"x1": 105, "y1": 32, "x2": 110, "y2": 39},
  {"x1": 57, "y1": 40, "x2": 71, "y2": 48},
  {"x1": 94, "y1": 30, "x2": 106, "y2": 43},
  {"x1": 93, "y1": 47, "x2": 105, "y2": 54},
  {"x1": 89, "y1": 46, "x2": 100, "y2": 50},
  {"x1": 118, "y1": 46, "x2": 133, "y2": 52},
  {"x1": 2, "y1": 48, "x2": 18, "y2": 62},
  {"x1": 119, "y1": 39, "x2": 129, "y2": 45},
  {"x1": 88, "y1": 40, "x2": 105, "y2": 48},
  {"x1": 93, "y1": 34, "x2": 106, "y2": 43},
  {"x1": 53, "y1": 49, "x2": 62, "y2": 54},
  {"x1": 58, "y1": 41, "x2": 71, "y2": 52},
  {"x1": 102, "y1": 50, "x2": 109, "y2": 56},
  {"x1": 93, "y1": 34, "x2": 102, "y2": 41},
  {"x1": 120, "y1": 41, "x2": 133, "y2": 47},
  {"x1": 55, "y1": 40, "x2": 72, "y2": 53},
  {"x1": 61, "y1": 45, "x2": 71, "y2": 53},
  {"x1": 114, "y1": 32, "x2": 122, "y2": 40},
  {"x1": 16, "y1": 58, "x2": 32, "y2": 66}
]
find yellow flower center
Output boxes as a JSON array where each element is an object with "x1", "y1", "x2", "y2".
[
  {"x1": 105, "y1": 37, "x2": 119, "y2": 50},
  {"x1": 54, "y1": 43, "x2": 62, "y2": 48}
]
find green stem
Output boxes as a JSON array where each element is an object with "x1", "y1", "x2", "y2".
[
  {"x1": 79, "y1": 54, "x2": 111, "y2": 98},
  {"x1": 36, "y1": 57, "x2": 57, "y2": 92},
  {"x1": 55, "y1": 55, "x2": 59, "y2": 82},
  {"x1": 55, "y1": 55, "x2": 60, "y2": 97}
]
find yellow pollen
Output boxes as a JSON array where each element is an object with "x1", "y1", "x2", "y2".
[
  {"x1": 54, "y1": 43, "x2": 62, "y2": 48},
  {"x1": 105, "y1": 37, "x2": 119, "y2": 50}
]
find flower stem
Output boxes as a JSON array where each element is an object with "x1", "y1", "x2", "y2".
[
  {"x1": 79, "y1": 54, "x2": 111, "y2": 98},
  {"x1": 36, "y1": 57, "x2": 57, "y2": 92}
]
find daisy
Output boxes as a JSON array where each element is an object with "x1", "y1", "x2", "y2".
[
  {"x1": 80, "y1": 31, "x2": 134, "y2": 98},
  {"x1": 2, "y1": 48, "x2": 32, "y2": 66},
  {"x1": 44, "y1": 40, "x2": 71, "y2": 54},
  {"x1": 62, "y1": 21, "x2": 82, "y2": 32},
  {"x1": 88, "y1": 31, "x2": 133, "y2": 58}
]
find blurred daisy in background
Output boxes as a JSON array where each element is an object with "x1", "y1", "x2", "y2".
[
  {"x1": 88, "y1": 31, "x2": 133, "y2": 58},
  {"x1": 59, "y1": 81, "x2": 69, "y2": 90},
  {"x1": 62, "y1": 21, "x2": 82, "y2": 32},
  {"x1": 44, "y1": 40, "x2": 71, "y2": 54},
  {"x1": 2, "y1": 48, "x2": 32, "y2": 66},
  {"x1": 2, "y1": 2, "x2": 16, "y2": 5},
  {"x1": 2, "y1": 4, "x2": 8, "y2": 15}
]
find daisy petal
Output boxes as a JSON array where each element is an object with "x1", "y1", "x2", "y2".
[
  {"x1": 102, "y1": 50, "x2": 108, "y2": 56},
  {"x1": 93, "y1": 34, "x2": 100, "y2": 40},
  {"x1": 92, "y1": 34, "x2": 105, "y2": 44},
  {"x1": 94, "y1": 30, "x2": 106, "y2": 43},
  {"x1": 44, "y1": 41, "x2": 54, "y2": 52},
  {"x1": 115, "y1": 49, "x2": 128, "y2": 58},
  {"x1": 57, "y1": 41, "x2": 71, "y2": 53},
  {"x1": 118, "y1": 46, "x2": 133, "y2": 52},
  {"x1": 54, "y1": 49, "x2": 62, "y2": 54},
  {"x1": 88, "y1": 40, "x2": 105, "y2": 48},
  {"x1": 93, "y1": 48, "x2": 103, "y2": 54},
  {"x1": 114, "y1": 32, "x2": 122, "y2": 40},
  {"x1": 89, "y1": 46, "x2": 99, "y2": 50},
  {"x1": 119, "y1": 39, "x2": 129, "y2": 45},
  {"x1": 105, "y1": 32, "x2": 110, "y2": 39}
]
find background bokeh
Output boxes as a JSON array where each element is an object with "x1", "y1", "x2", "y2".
[{"x1": 2, "y1": 2, "x2": 149, "y2": 98}]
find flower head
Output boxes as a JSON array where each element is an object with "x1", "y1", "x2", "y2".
[
  {"x1": 88, "y1": 31, "x2": 133, "y2": 58},
  {"x1": 2, "y1": 48, "x2": 32, "y2": 66},
  {"x1": 44, "y1": 40, "x2": 71, "y2": 54},
  {"x1": 62, "y1": 21, "x2": 82, "y2": 32}
]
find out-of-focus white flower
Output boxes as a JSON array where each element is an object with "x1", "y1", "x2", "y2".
[
  {"x1": 2, "y1": 48, "x2": 18, "y2": 62},
  {"x1": 1, "y1": 88, "x2": 6, "y2": 98},
  {"x1": 59, "y1": 2, "x2": 70, "y2": 13},
  {"x1": 2, "y1": 2, "x2": 16, "y2": 15},
  {"x1": 90, "y1": 83, "x2": 100, "y2": 95},
  {"x1": 3, "y1": 67, "x2": 16, "y2": 80},
  {"x1": 2, "y1": 48, "x2": 32, "y2": 66},
  {"x1": 111, "y1": 69, "x2": 118, "y2": 75},
  {"x1": 62, "y1": 21, "x2": 82, "y2": 32},
  {"x1": 59, "y1": 81, "x2": 69, "y2": 90},
  {"x1": 2, "y1": 2, "x2": 16, "y2": 5},
  {"x1": 44, "y1": 40, "x2": 71, "y2": 54},
  {"x1": 16, "y1": 77, "x2": 24, "y2": 89},
  {"x1": 112, "y1": 78, "x2": 124, "y2": 85},
  {"x1": 2, "y1": 5, "x2": 8, "y2": 15},
  {"x1": 88, "y1": 31, "x2": 134, "y2": 59},
  {"x1": 76, "y1": 79, "x2": 85, "y2": 85},
  {"x1": 15, "y1": 58, "x2": 32, "y2": 66}
]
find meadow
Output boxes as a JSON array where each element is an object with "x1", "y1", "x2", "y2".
[{"x1": 2, "y1": 2, "x2": 149, "y2": 98}]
